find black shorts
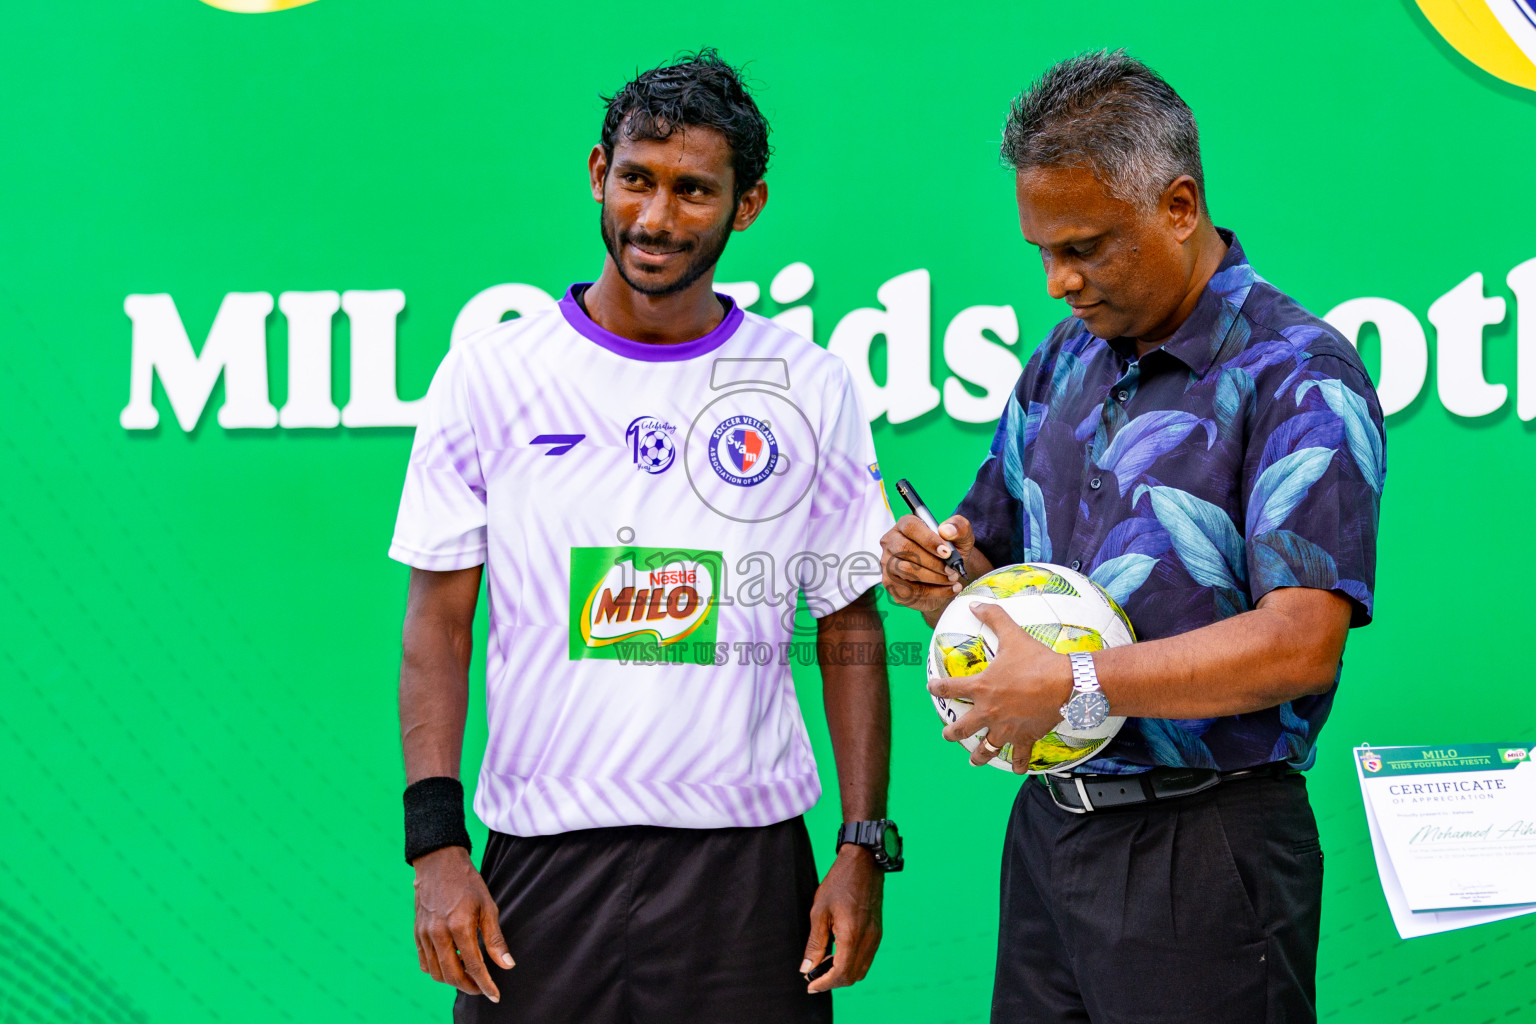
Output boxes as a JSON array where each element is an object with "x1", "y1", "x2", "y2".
[
  {"x1": 455, "y1": 816, "x2": 832, "y2": 1024},
  {"x1": 992, "y1": 771, "x2": 1324, "y2": 1024}
]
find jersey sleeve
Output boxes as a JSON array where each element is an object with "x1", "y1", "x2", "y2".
[
  {"x1": 801, "y1": 365, "x2": 892, "y2": 618},
  {"x1": 388, "y1": 344, "x2": 489, "y2": 571},
  {"x1": 1242, "y1": 354, "x2": 1385, "y2": 626}
]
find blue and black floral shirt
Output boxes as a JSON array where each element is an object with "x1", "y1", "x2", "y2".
[{"x1": 957, "y1": 231, "x2": 1385, "y2": 774}]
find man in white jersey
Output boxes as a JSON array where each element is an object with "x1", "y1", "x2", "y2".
[{"x1": 391, "y1": 50, "x2": 899, "y2": 1022}]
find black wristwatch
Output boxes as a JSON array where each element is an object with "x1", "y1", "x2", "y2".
[{"x1": 835, "y1": 819, "x2": 904, "y2": 872}]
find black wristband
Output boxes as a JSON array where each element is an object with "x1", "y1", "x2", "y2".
[{"x1": 403, "y1": 776, "x2": 473, "y2": 865}]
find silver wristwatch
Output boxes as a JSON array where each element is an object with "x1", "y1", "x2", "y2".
[{"x1": 1060, "y1": 652, "x2": 1110, "y2": 730}]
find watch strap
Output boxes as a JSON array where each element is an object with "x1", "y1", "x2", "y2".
[
  {"x1": 837, "y1": 820, "x2": 881, "y2": 849},
  {"x1": 835, "y1": 818, "x2": 903, "y2": 872},
  {"x1": 1069, "y1": 651, "x2": 1100, "y2": 693}
]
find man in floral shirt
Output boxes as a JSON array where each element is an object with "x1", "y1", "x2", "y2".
[{"x1": 881, "y1": 51, "x2": 1383, "y2": 1023}]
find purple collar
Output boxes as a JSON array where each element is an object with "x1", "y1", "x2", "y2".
[{"x1": 559, "y1": 283, "x2": 743, "y2": 362}]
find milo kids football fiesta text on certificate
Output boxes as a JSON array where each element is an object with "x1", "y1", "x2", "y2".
[{"x1": 1356, "y1": 743, "x2": 1536, "y2": 932}]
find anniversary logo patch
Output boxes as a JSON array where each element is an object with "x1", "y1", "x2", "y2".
[{"x1": 626, "y1": 415, "x2": 678, "y2": 475}]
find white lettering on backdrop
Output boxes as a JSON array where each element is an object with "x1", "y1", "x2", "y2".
[
  {"x1": 338, "y1": 290, "x2": 418, "y2": 427},
  {"x1": 1505, "y1": 257, "x2": 1536, "y2": 421},
  {"x1": 121, "y1": 258, "x2": 1536, "y2": 431},
  {"x1": 1427, "y1": 273, "x2": 1507, "y2": 418},
  {"x1": 120, "y1": 292, "x2": 278, "y2": 430},
  {"x1": 276, "y1": 291, "x2": 341, "y2": 428},
  {"x1": 826, "y1": 269, "x2": 943, "y2": 424}
]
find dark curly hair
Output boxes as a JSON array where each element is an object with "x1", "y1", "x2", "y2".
[{"x1": 600, "y1": 48, "x2": 771, "y2": 200}]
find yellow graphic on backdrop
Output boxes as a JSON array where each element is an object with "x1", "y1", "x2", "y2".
[
  {"x1": 1418, "y1": 0, "x2": 1536, "y2": 90},
  {"x1": 199, "y1": 0, "x2": 319, "y2": 11}
]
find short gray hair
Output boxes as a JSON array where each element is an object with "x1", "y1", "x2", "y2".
[{"x1": 1002, "y1": 50, "x2": 1205, "y2": 213}]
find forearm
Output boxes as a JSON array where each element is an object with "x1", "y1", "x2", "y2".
[
  {"x1": 1095, "y1": 590, "x2": 1350, "y2": 719},
  {"x1": 399, "y1": 567, "x2": 482, "y2": 783},
  {"x1": 400, "y1": 642, "x2": 470, "y2": 782},
  {"x1": 818, "y1": 591, "x2": 891, "y2": 820}
]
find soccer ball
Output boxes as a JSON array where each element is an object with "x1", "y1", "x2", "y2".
[
  {"x1": 928, "y1": 562, "x2": 1135, "y2": 773},
  {"x1": 636, "y1": 429, "x2": 675, "y2": 473}
]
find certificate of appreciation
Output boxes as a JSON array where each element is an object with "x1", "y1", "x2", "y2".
[{"x1": 1356, "y1": 743, "x2": 1536, "y2": 937}]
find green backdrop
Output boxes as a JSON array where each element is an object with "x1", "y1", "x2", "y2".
[{"x1": 4, "y1": 1, "x2": 1535, "y2": 1020}]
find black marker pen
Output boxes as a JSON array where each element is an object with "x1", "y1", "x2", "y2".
[{"x1": 893, "y1": 478, "x2": 968, "y2": 581}]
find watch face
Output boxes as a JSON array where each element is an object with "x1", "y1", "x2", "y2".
[
  {"x1": 1066, "y1": 692, "x2": 1110, "y2": 730},
  {"x1": 882, "y1": 823, "x2": 901, "y2": 859}
]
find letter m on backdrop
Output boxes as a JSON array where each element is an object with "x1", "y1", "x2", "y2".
[{"x1": 120, "y1": 293, "x2": 278, "y2": 430}]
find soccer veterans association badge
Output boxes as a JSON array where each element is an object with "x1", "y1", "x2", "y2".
[
  {"x1": 569, "y1": 546, "x2": 721, "y2": 664},
  {"x1": 1362, "y1": 749, "x2": 1384, "y2": 773},
  {"x1": 708, "y1": 415, "x2": 778, "y2": 486},
  {"x1": 626, "y1": 415, "x2": 677, "y2": 474},
  {"x1": 682, "y1": 388, "x2": 816, "y2": 524}
]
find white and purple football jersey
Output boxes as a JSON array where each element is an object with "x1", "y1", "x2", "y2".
[{"x1": 390, "y1": 286, "x2": 892, "y2": 836}]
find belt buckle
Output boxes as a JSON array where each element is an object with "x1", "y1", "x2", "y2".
[{"x1": 1043, "y1": 773, "x2": 1091, "y2": 814}]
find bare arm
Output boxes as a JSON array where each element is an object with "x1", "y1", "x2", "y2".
[
  {"x1": 819, "y1": 589, "x2": 891, "y2": 821},
  {"x1": 881, "y1": 514, "x2": 1352, "y2": 768},
  {"x1": 935, "y1": 587, "x2": 1351, "y2": 770},
  {"x1": 1080, "y1": 586, "x2": 1349, "y2": 717},
  {"x1": 801, "y1": 588, "x2": 891, "y2": 993},
  {"x1": 400, "y1": 566, "x2": 482, "y2": 782},
  {"x1": 399, "y1": 566, "x2": 514, "y2": 1001}
]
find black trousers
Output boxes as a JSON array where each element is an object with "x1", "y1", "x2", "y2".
[
  {"x1": 455, "y1": 816, "x2": 832, "y2": 1024},
  {"x1": 992, "y1": 772, "x2": 1323, "y2": 1024}
]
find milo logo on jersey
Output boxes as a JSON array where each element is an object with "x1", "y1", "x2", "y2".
[{"x1": 569, "y1": 546, "x2": 721, "y2": 664}]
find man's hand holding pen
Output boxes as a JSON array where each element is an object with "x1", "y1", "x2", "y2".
[{"x1": 880, "y1": 513, "x2": 993, "y2": 621}]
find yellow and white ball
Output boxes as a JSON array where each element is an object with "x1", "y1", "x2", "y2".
[
  {"x1": 928, "y1": 562, "x2": 1135, "y2": 773},
  {"x1": 198, "y1": 0, "x2": 319, "y2": 11}
]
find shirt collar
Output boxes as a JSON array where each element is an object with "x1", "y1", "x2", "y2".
[
  {"x1": 1112, "y1": 228, "x2": 1257, "y2": 378},
  {"x1": 559, "y1": 283, "x2": 743, "y2": 362}
]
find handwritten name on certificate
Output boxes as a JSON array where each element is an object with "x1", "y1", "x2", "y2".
[{"x1": 1357, "y1": 743, "x2": 1536, "y2": 913}]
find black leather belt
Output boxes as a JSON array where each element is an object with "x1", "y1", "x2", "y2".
[{"x1": 1040, "y1": 762, "x2": 1296, "y2": 814}]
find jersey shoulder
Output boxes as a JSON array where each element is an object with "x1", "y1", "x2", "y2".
[
  {"x1": 453, "y1": 306, "x2": 570, "y2": 359},
  {"x1": 440, "y1": 307, "x2": 580, "y2": 392},
  {"x1": 732, "y1": 310, "x2": 854, "y2": 387}
]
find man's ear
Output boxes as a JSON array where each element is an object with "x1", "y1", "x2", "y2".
[
  {"x1": 732, "y1": 179, "x2": 769, "y2": 231},
  {"x1": 1162, "y1": 174, "x2": 1202, "y2": 243},
  {"x1": 589, "y1": 144, "x2": 608, "y2": 203}
]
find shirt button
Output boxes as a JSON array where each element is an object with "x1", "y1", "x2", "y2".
[
  {"x1": 1070, "y1": 559, "x2": 1082, "y2": 571},
  {"x1": 1089, "y1": 477, "x2": 1102, "y2": 490},
  {"x1": 1116, "y1": 390, "x2": 1129, "y2": 402}
]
